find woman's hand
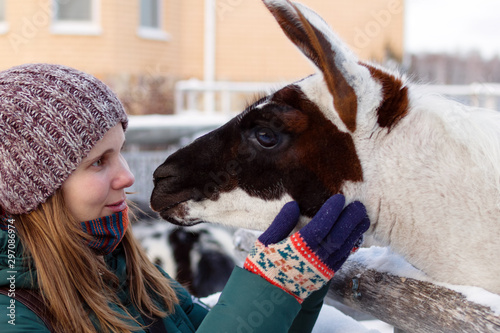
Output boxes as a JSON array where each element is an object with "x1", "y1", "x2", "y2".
[{"x1": 244, "y1": 194, "x2": 370, "y2": 303}]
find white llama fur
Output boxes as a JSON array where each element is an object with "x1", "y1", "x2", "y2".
[
  {"x1": 347, "y1": 89, "x2": 500, "y2": 293},
  {"x1": 257, "y1": 1, "x2": 500, "y2": 294},
  {"x1": 286, "y1": 69, "x2": 500, "y2": 295}
]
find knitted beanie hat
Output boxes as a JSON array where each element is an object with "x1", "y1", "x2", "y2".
[{"x1": 0, "y1": 63, "x2": 128, "y2": 215}]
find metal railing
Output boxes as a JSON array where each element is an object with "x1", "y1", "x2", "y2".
[
  {"x1": 174, "y1": 79, "x2": 282, "y2": 115},
  {"x1": 421, "y1": 83, "x2": 500, "y2": 110},
  {"x1": 175, "y1": 79, "x2": 500, "y2": 114}
]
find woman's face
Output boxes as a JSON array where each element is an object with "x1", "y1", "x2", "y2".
[{"x1": 62, "y1": 124, "x2": 135, "y2": 221}]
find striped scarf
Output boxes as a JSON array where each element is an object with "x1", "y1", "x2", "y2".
[{"x1": 81, "y1": 207, "x2": 129, "y2": 255}]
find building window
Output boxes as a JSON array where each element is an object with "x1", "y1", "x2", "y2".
[
  {"x1": 137, "y1": 0, "x2": 169, "y2": 41},
  {"x1": 0, "y1": 0, "x2": 4, "y2": 21},
  {"x1": 56, "y1": 0, "x2": 92, "y2": 21},
  {"x1": 140, "y1": 0, "x2": 159, "y2": 28},
  {"x1": 0, "y1": 0, "x2": 8, "y2": 34},
  {"x1": 51, "y1": 0, "x2": 101, "y2": 35}
]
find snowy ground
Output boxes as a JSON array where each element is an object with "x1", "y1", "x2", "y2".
[{"x1": 311, "y1": 306, "x2": 393, "y2": 333}]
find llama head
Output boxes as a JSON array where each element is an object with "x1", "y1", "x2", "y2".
[{"x1": 150, "y1": 0, "x2": 409, "y2": 230}]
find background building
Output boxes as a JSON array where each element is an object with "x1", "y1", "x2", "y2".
[{"x1": 0, "y1": 0, "x2": 404, "y2": 114}]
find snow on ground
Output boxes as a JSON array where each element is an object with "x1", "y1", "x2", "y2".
[
  {"x1": 127, "y1": 113, "x2": 232, "y2": 128},
  {"x1": 312, "y1": 305, "x2": 392, "y2": 333},
  {"x1": 125, "y1": 114, "x2": 231, "y2": 147}
]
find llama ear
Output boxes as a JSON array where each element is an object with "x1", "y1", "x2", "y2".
[{"x1": 263, "y1": 0, "x2": 359, "y2": 132}]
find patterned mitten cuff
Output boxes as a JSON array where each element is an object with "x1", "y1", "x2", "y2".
[{"x1": 244, "y1": 232, "x2": 334, "y2": 303}]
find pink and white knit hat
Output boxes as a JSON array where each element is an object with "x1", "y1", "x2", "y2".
[{"x1": 0, "y1": 63, "x2": 128, "y2": 215}]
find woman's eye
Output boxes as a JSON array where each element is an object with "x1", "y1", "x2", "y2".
[
  {"x1": 92, "y1": 158, "x2": 103, "y2": 167},
  {"x1": 254, "y1": 127, "x2": 279, "y2": 148}
]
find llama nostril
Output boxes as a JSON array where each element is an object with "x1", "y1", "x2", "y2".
[
  {"x1": 153, "y1": 163, "x2": 179, "y2": 183},
  {"x1": 153, "y1": 174, "x2": 176, "y2": 188},
  {"x1": 152, "y1": 171, "x2": 163, "y2": 186}
]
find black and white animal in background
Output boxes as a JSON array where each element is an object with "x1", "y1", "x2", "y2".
[
  {"x1": 131, "y1": 205, "x2": 236, "y2": 297},
  {"x1": 150, "y1": 0, "x2": 500, "y2": 294}
]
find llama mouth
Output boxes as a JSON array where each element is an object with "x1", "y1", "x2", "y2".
[
  {"x1": 150, "y1": 185, "x2": 193, "y2": 213},
  {"x1": 153, "y1": 199, "x2": 185, "y2": 212},
  {"x1": 151, "y1": 184, "x2": 212, "y2": 225},
  {"x1": 151, "y1": 195, "x2": 202, "y2": 226},
  {"x1": 157, "y1": 201, "x2": 185, "y2": 216},
  {"x1": 161, "y1": 215, "x2": 205, "y2": 227},
  {"x1": 157, "y1": 203, "x2": 204, "y2": 226}
]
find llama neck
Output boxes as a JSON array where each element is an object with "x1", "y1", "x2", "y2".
[
  {"x1": 345, "y1": 92, "x2": 500, "y2": 251},
  {"x1": 342, "y1": 97, "x2": 452, "y2": 246}
]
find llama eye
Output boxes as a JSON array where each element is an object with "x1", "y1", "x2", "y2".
[{"x1": 254, "y1": 127, "x2": 279, "y2": 148}]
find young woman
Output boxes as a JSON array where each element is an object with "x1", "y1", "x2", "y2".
[{"x1": 0, "y1": 63, "x2": 369, "y2": 332}]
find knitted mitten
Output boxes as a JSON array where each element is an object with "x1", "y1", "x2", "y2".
[{"x1": 244, "y1": 194, "x2": 370, "y2": 303}]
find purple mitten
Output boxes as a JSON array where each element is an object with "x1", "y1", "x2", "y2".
[{"x1": 244, "y1": 194, "x2": 370, "y2": 303}]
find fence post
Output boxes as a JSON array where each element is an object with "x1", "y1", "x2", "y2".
[{"x1": 221, "y1": 89, "x2": 231, "y2": 115}]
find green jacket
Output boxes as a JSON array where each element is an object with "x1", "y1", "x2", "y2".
[{"x1": 0, "y1": 227, "x2": 327, "y2": 332}]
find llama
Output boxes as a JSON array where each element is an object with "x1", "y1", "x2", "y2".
[{"x1": 150, "y1": 0, "x2": 500, "y2": 294}]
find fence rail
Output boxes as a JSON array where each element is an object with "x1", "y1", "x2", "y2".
[
  {"x1": 175, "y1": 79, "x2": 500, "y2": 114},
  {"x1": 175, "y1": 79, "x2": 282, "y2": 115}
]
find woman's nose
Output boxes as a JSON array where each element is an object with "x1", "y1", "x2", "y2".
[{"x1": 113, "y1": 155, "x2": 135, "y2": 190}]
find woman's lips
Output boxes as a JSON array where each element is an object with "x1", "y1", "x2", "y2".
[{"x1": 106, "y1": 200, "x2": 127, "y2": 212}]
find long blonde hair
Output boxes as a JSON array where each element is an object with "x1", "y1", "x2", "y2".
[{"x1": 13, "y1": 190, "x2": 179, "y2": 333}]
